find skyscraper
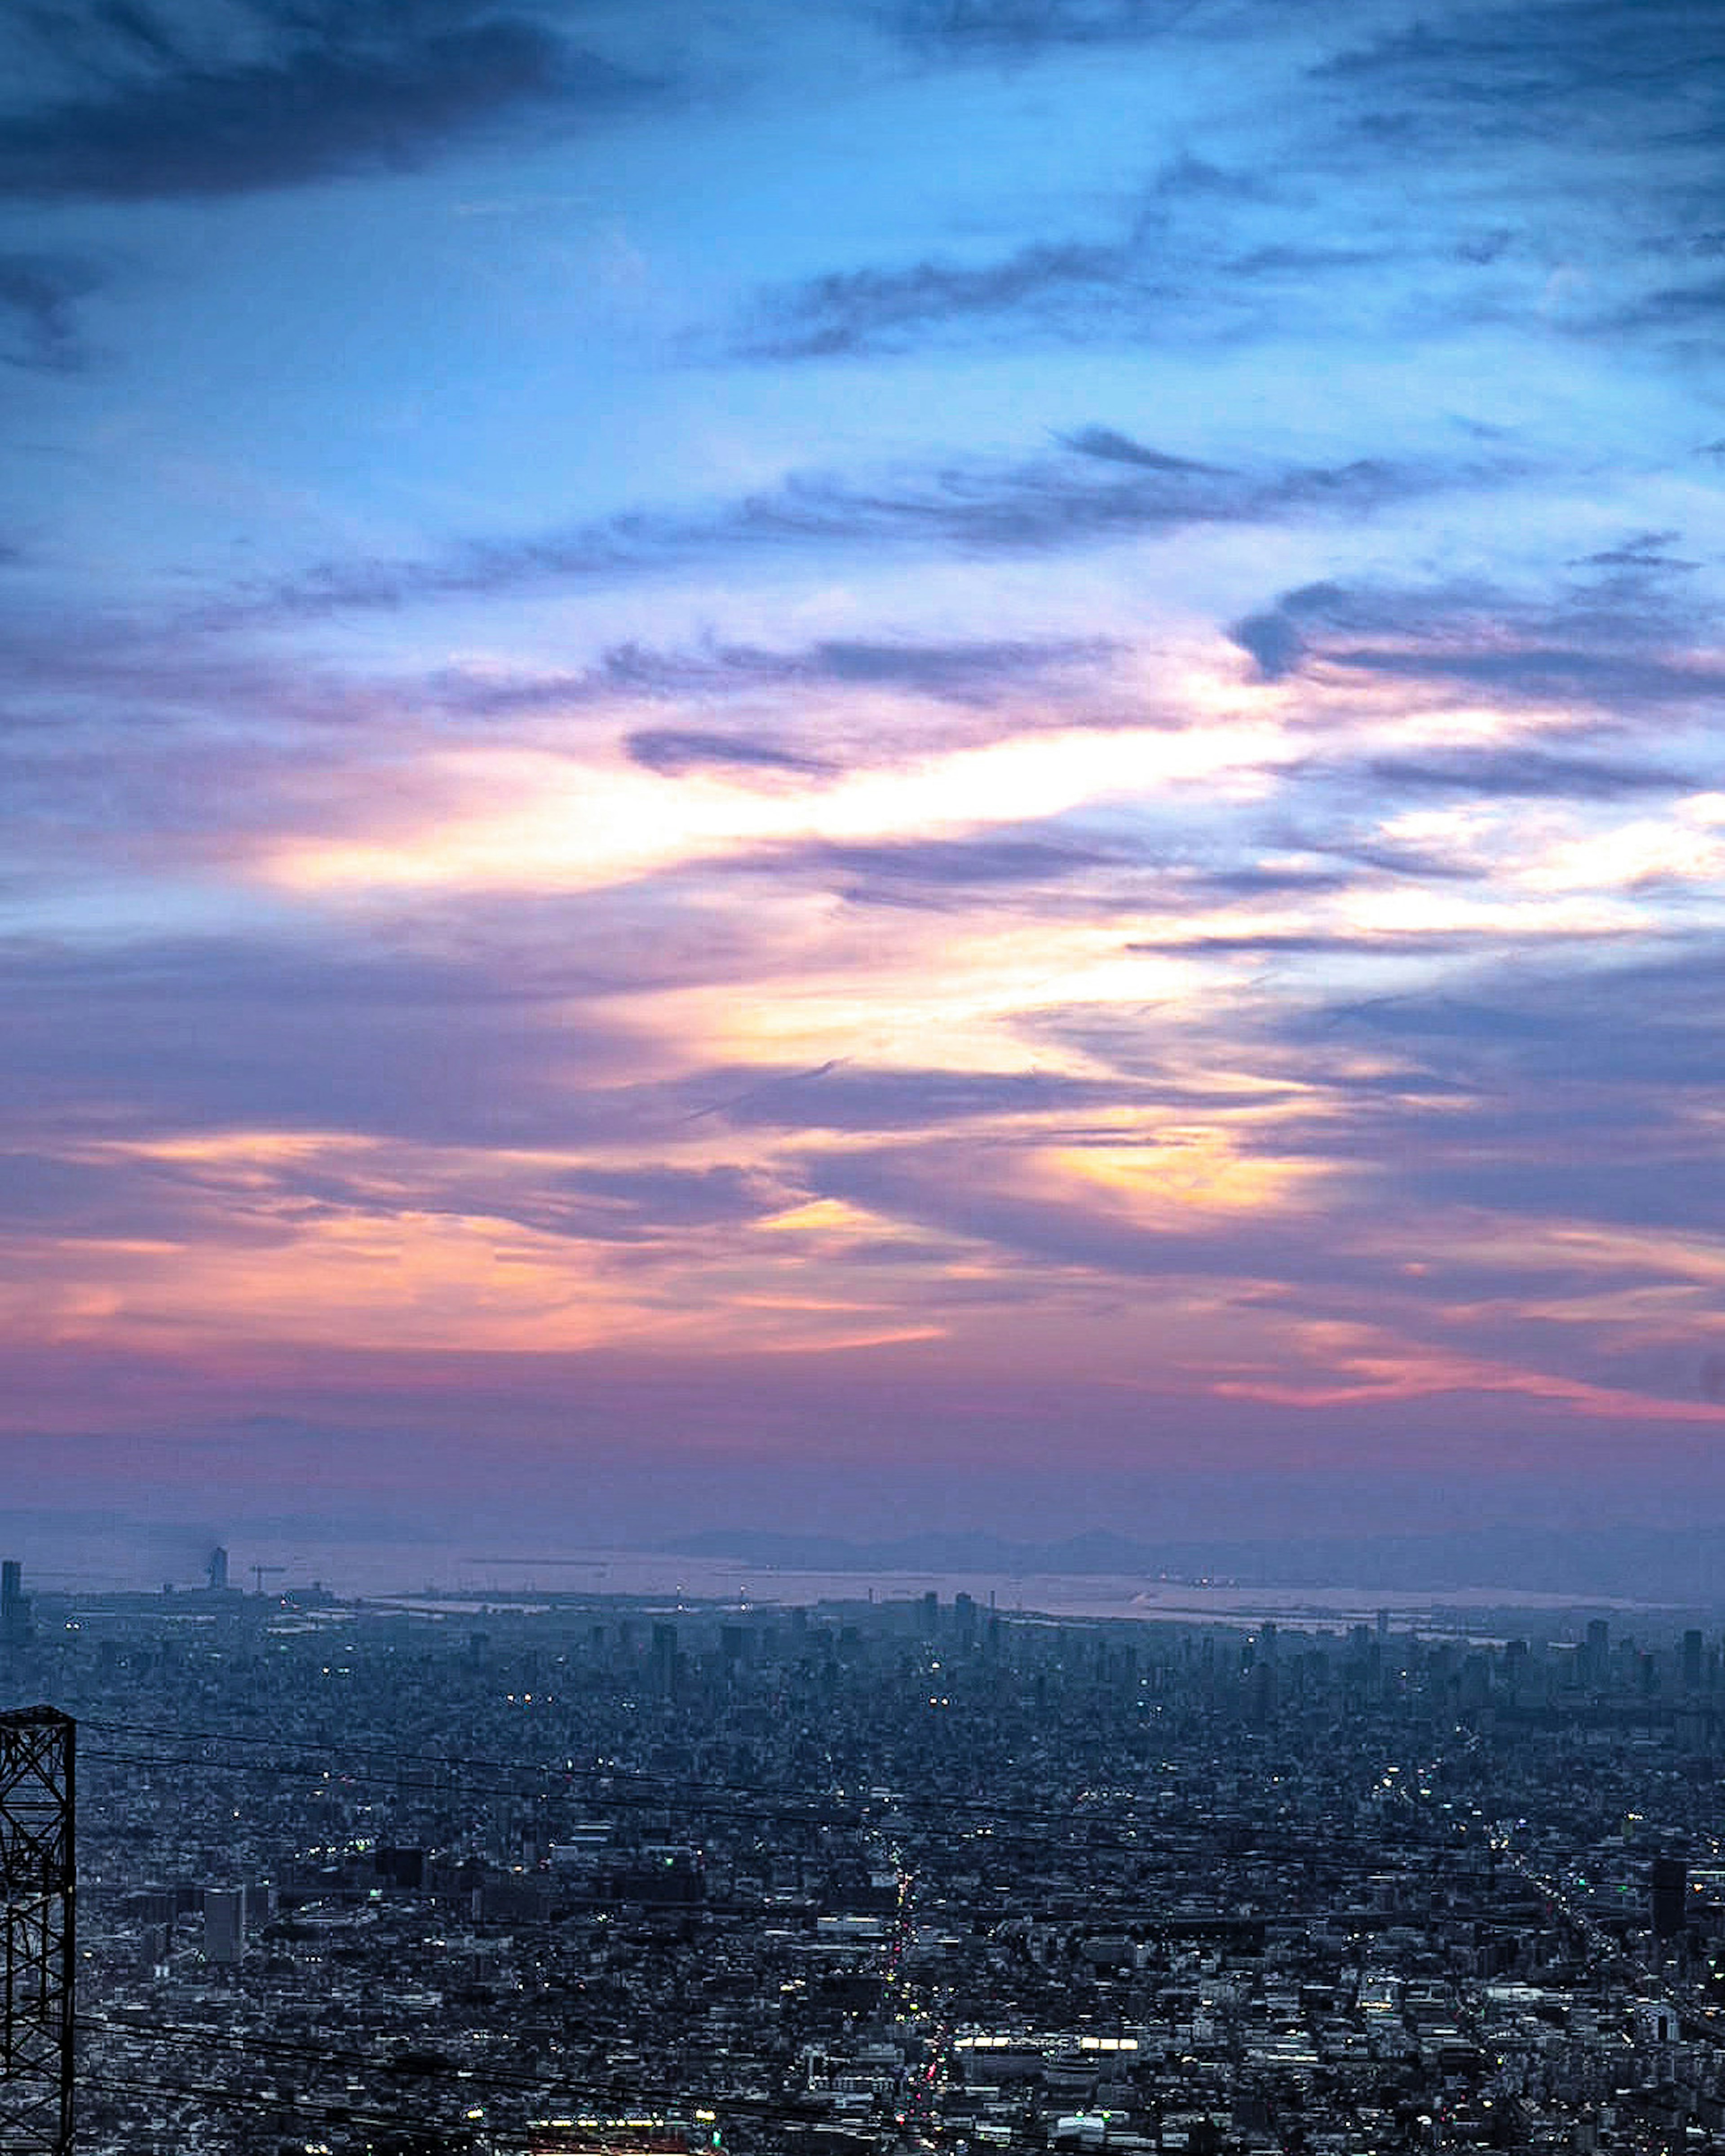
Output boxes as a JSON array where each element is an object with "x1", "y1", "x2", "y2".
[
  {"x1": 203, "y1": 1887, "x2": 246, "y2": 1966},
  {"x1": 1651, "y1": 1856, "x2": 1687, "y2": 1941},
  {"x1": 0, "y1": 1561, "x2": 32, "y2": 1647}
]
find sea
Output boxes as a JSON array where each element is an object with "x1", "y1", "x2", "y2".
[{"x1": 15, "y1": 1529, "x2": 1658, "y2": 1637}]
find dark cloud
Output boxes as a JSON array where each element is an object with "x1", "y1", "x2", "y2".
[
  {"x1": 1575, "y1": 530, "x2": 1691, "y2": 570},
  {"x1": 726, "y1": 220, "x2": 1398, "y2": 363},
  {"x1": 1362, "y1": 747, "x2": 1694, "y2": 800},
  {"x1": 1125, "y1": 929, "x2": 1483, "y2": 957},
  {"x1": 443, "y1": 631, "x2": 1114, "y2": 714},
  {"x1": 895, "y1": 0, "x2": 1222, "y2": 51},
  {"x1": 1248, "y1": 943, "x2": 1725, "y2": 1243},
  {"x1": 0, "y1": 932, "x2": 651, "y2": 1148},
  {"x1": 1315, "y1": 1, "x2": 1725, "y2": 152},
  {"x1": 242, "y1": 439, "x2": 1462, "y2": 618},
  {"x1": 1190, "y1": 863, "x2": 1357, "y2": 897},
  {"x1": 624, "y1": 728, "x2": 825, "y2": 777},
  {"x1": 0, "y1": 1148, "x2": 217, "y2": 1240},
  {"x1": 755, "y1": 825, "x2": 1443, "y2": 915},
  {"x1": 790, "y1": 632, "x2": 1114, "y2": 695},
  {"x1": 0, "y1": 1121, "x2": 788, "y2": 1258},
  {"x1": 1269, "y1": 829, "x2": 1479, "y2": 883},
  {"x1": 798, "y1": 829, "x2": 1114, "y2": 897},
  {"x1": 1297, "y1": 942, "x2": 1725, "y2": 1097},
  {"x1": 737, "y1": 239, "x2": 1139, "y2": 359},
  {"x1": 1400, "y1": 1143, "x2": 1725, "y2": 1242},
  {"x1": 711, "y1": 1065, "x2": 1150, "y2": 1135},
  {"x1": 0, "y1": 2, "x2": 645, "y2": 200},
  {"x1": 1612, "y1": 275, "x2": 1725, "y2": 335},
  {"x1": 1228, "y1": 561, "x2": 1724, "y2": 711},
  {"x1": 1229, "y1": 605, "x2": 1308, "y2": 681},
  {"x1": 798, "y1": 1136, "x2": 1379, "y2": 1293},
  {"x1": 531, "y1": 1163, "x2": 784, "y2": 1241},
  {"x1": 0, "y1": 251, "x2": 102, "y2": 370},
  {"x1": 1059, "y1": 426, "x2": 1220, "y2": 473}
]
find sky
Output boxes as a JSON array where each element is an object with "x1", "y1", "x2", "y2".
[{"x1": 4, "y1": 0, "x2": 1725, "y2": 1568}]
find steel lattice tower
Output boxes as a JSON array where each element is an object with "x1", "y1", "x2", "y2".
[{"x1": 0, "y1": 1710, "x2": 73, "y2": 2156}]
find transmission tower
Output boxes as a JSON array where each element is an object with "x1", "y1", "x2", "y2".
[{"x1": 0, "y1": 1709, "x2": 74, "y2": 2156}]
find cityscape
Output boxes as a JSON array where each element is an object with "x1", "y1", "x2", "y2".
[{"x1": 8, "y1": 1554, "x2": 1725, "y2": 2153}]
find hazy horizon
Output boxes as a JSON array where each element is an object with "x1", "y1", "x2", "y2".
[{"x1": 8, "y1": 1505, "x2": 1725, "y2": 1613}]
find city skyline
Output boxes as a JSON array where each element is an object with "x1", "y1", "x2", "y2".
[{"x1": 4, "y1": 0, "x2": 1725, "y2": 1555}]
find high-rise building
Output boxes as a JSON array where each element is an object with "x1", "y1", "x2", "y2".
[
  {"x1": 203, "y1": 1886, "x2": 246, "y2": 1965},
  {"x1": 1651, "y1": 1855, "x2": 1687, "y2": 1940},
  {"x1": 206, "y1": 1546, "x2": 228, "y2": 1592},
  {"x1": 0, "y1": 1560, "x2": 32, "y2": 1647}
]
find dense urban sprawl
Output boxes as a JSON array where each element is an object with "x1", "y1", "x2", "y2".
[{"x1": 6, "y1": 1573, "x2": 1725, "y2": 2154}]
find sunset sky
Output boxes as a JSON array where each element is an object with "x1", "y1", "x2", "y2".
[{"x1": 5, "y1": 0, "x2": 1725, "y2": 1563}]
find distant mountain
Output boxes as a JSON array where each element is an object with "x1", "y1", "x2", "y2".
[{"x1": 661, "y1": 1524, "x2": 1725, "y2": 1605}]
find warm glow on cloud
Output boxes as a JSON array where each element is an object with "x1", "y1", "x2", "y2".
[
  {"x1": 261, "y1": 720, "x2": 1292, "y2": 897},
  {"x1": 638, "y1": 919, "x2": 1206, "y2": 1076},
  {"x1": 1335, "y1": 885, "x2": 1635, "y2": 939},
  {"x1": 1050, "y1": 1131, "x2": 1327, "y2": 1219},
  {"x1": 1519, "y1": 815, "x2": 1725, "y2": 894}
]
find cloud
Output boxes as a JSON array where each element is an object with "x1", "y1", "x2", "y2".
[
  {"x1": 1124, "y1": 928, "x2": 1480, "y2": 957},
  {"x1": 0, "y1": 2, "x2": 645, "y2": 200},
  {"x1": 777, "y1": 827, "x2": 1116, "y2": 903},
  {"x1": 1314, "y1": 0, "x2": 1723, "y2": 152},
  {"x1": 243, "y1": 1149, "x2": 799, "y2": 1248},
  {"x1": 1296, "y1": 940, "x2": 1725, "y2": 1097},
  {"x1": 243, "y1": 436, "x2": 1463, "y2": 618},
  {"x1": 1191, "y1": 862, "x2": 1358, "y2": 897},
  {"x1": 796, "y1": 1135, "x2": 1362, "y2": 1295},
  {"x1": 1612, "y1": 275, "x2": 1725, "y2": 337},
  {"x1": 1229, "y1": 604, "x2": 1309, "y2": 681},
  {"x1": 0, "y1": 251, "x2": 102, "y2": 370},
  {"x1": 894, "y1": 0, "x2": 1225, "y2": 51},
  {"x1": 708, "y1": 1063, "x2": 1141, "y2": 1135},
  {"x1": 1059, "y1": 426, "x2": 1221, "y2": 473},
  {"x1": 532, "y1": 1162, "x2": 786, "y2": 1241},
  {"x1": 1228, "y1": 939, "x2": 1725, "y2": 1259},
  {"x1": 624, "y1": 729, "x2": 827, "y2": 778},
  {"x1": 1361, "y1": 747, "x2": 1695, "y2": 800},
  {"x1": 442, "y1": 631, "x2": 1115, "y2": 715},
  {"x1": 736, "y1": 239, "x2": 1140, "y2": 359},
  {"x1": 0, "y1": 932, "x2": 653, "y2": 1148},
  {"x1": 724, "y1": 223, "x2": 1397, "y2": 363},
  {"x1": 1227, "y1": 561, "x2": 1725, "y2": 711}
]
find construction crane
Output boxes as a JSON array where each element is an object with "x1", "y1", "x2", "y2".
[{"x1": 251, "y1": 1563, "x2": 286, "y2": 1596}]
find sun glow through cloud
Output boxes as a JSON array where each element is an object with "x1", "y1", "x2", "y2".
[{"x1": 262, "y1": 717, "x2": 1292, "y2": 896}]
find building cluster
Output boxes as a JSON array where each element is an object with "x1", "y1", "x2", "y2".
[{"x1": 4, "y1": 1564, "x2": 1725, "y2": 2154}]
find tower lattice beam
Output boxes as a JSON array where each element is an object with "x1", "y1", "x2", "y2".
[{"x1": 0, "y1": 1709, "x2": 74, "y2": 2156}]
